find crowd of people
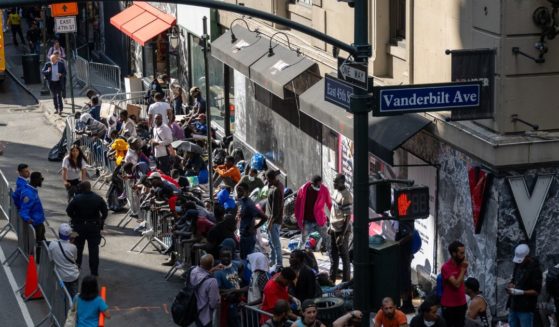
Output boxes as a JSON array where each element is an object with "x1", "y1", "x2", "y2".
[{"x1": 7, "y1": 59, "x2": 559, "y2": 326}]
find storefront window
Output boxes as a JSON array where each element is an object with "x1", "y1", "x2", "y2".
[{"x1": 190, "y1": 34, "x2": 226, "y2": 129}]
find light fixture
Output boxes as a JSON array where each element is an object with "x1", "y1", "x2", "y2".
[
  {"x1": 169, "y1": 26, "x2": 181, "y2": 50},
  {"x1": 268, "y1": 31, "x2": 300, "y2": 57},
  {"x1": 518, "y1": 1, "x2": 559, "y2": 64},
  {"x1": 229, "y1": 18, "x2": 257, "y2": 43}
]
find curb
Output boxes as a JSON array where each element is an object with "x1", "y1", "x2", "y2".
[{"x1": 5, "y1": 67, "x2": 40, "y2": 105}]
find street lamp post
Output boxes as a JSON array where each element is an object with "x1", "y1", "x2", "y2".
[{"x1": 201, "y1": 16, "x2": 214, "y2": 210}]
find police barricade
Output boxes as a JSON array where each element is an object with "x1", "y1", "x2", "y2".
[
  {"x1": 130, "y1": 200, "x2": 172, "y2": 253},
  {"x1": 240, "y1": 304, "x2": 295, "y2": 327},
  {"x1": 2, "y1": 206, "x2": 31, "y2": 266},
  {"x1": 88, "y1": 61, "x2": 122, "y2": 94},
  {"x1": 36, "y1": 240, "x2": 73, "y2": 327},
  {"x1": 117, "y1": 178, "x2": 139, "y2": 228},
  {"x1": 99, "y1": 91, "x2": 150, "y2": 119},
  {"x1": 0, "y1": 169, "x2": 11, "y2": 212},
  {"x1": 0, "y1": 186, "x2": 16, "y2": 242}
]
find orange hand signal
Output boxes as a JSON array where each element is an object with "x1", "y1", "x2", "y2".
[{"x1": 397, "y1": 193, "x2": 412, "y2": 216}]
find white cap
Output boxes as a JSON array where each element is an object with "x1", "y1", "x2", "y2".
[
  {"x1": 59, "y1": 223, "x2": 72, "y2": 237},
  {"x1": 148, "y1": 172, "x2": 162, "y2": 180},
  {"x1": 513, "y1": 244, "x2": 530, "y2": 264},
  {"x1": 80, "y1": 113, "x2": 92, "y2": 123}
]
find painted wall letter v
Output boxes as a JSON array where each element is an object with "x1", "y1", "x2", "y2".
[{"x1": 507, "y1": 175, "x2": 554, "y2": 239}]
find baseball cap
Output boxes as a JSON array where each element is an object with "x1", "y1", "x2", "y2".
[
  {"x1": 59, "y1": 223, "x2": 72, "y2": 238},
  {"x1": 198, "y1": 114, "x2": 207, "y2": 120},
  {"x1": 513, "y1": 244, "x2": 530, "y2": 263},
  {"x1": 148, "y1": 172, "x2": 162, "y2": 180}
]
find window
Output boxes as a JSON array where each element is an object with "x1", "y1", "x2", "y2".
[
  {"x1": 297, "y1": 0, "x2": 313, "y2": 6},
  {"x1": 390, "y1": 0, "x2": 406, "y2": 45},
  {"x1": 189, "y1": 34, "x2": 225, "y2": 129}
]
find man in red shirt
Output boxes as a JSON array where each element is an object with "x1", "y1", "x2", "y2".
[
  {"x1": 441, "y1": 240, "x2": 468, "y2": 327},
  {"x1": 373, "y1": 297, "x2": 408, "y2": 327},
  {"x1": 260, "y1": 268, "x2": 298, "y2": 324}
]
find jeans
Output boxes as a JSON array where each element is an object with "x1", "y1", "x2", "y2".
[
  {"x1": 240, "y1": 234, "x2": 256, "y2": 260},
  {"x1": 300, "y1": 221, "x2": 330, "y2": 252},
  {"x1": 11, "y1": 25, "x2": 24, "y2": 45},
  {"x1": 268, "y1": 224, "x2": 282, "y2": 267},
  {"x1": 508, "y1": 311, "x2": 533, "y2": 327}
]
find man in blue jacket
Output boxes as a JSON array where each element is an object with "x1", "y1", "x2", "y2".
[
  {"x1": 19, "y1": 172, "x2": 46, "y2": 259},
  {"x1": 12, "y1": 163, "x2": 30, "y2": 209},
  {"x1": 42, "y1": 54, "x2": 66, "y2": 115}
]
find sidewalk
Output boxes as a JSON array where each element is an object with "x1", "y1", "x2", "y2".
[{"x1": 4, "y1": 37, "x2": 89, "y2": 132}]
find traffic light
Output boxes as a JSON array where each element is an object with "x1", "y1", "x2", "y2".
[
  {"x1": 369, "y1": 180, "x2": 392, "y2": 213},
  {"x1": 391, "y1": 186, "x2": 430, "y2": 220}
]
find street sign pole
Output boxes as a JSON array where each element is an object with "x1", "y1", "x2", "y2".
[
  {"x1": 65, "y1": 32, "x2": 75, "y2": 114},
  {"x1": 352, "y1": 0, "x2": 372, "y2": 324},
  {"x1": 202, "y1": 16, "x2": 214, "y2": 211}
]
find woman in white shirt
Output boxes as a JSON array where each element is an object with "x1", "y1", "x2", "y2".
[{"x1": 62, "y1": 144, "x2": 87, "y2": 200}]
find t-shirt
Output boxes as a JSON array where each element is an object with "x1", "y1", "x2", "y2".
[
  {"x1": 303, "y1": 186, "x2": 319, "y2": 222},
  {"x1": 260, "y1": 277, "x2": 289, "y2": 324},
  {"x1": 441, "y1": 259, "x2": 467, "y2": 307},
  {"x1": 238, "y1": 197, "x2": 260, "y2": 237},
  {"x1": 8, "y1": 13, "x2": 21, "y2": 25},
  {"x1": 215, "y1": 261, "x2": 242, "y2": 290},
  {"x1": 62, "y1": 156, "x2": 84, "y2": 181},
  {"x1": 75, "y1": 296, "x2": 108, "y2": 327},
  {"x1": 148, "y1": 102, "x2": 171, "y2": 126},
  {"x1": 374, "y1": 309, "x2": 407, "y2": 327},
  {"x1": 330, "y1": 188, "x2": 352, "y2": 232},
  {"x1": 48, "y1": 240, "x2": 79, "y2": 282}
]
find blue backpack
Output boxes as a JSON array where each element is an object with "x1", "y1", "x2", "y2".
[{"x1": 250, "y1": 153, "x2": 265, "y2": 171}]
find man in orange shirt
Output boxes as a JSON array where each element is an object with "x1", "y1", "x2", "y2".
[
  {"x1": 213, "y1": 156, "x2": 241, "y2": 188},
  {"x1": 373, "y1": 297, "x2": 408, "y2": 327}
]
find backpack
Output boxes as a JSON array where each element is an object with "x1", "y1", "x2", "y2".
[
  {"x1": 546, "y1": 266, "x2": 559, "y2": 297},
  {"x1": 171, "y1": 267, "x2": 211, "y2": 327}
]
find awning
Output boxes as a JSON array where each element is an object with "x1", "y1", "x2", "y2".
[
  {"x1": 212, "y1": 26, "x2": 319, "y2": 99},
  {"x1": 110, "y1": 1, "x2": 176, "y2": 46},
  {"x1": 211, "y1": 26, "x2": 272, "y2": 78},
  {"x1": 299, "y1": 78, "x2": 431, "y2": 165},
  {"x1": 249, "y1": 43, "x2": 319, "y2": 99}
]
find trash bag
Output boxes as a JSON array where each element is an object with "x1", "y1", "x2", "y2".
[
  {"x1": 48, "y1": 133, "x2": 67, "y2": 162},
  {"x1": 250, "y1": 153, "x2": 266, "y2": 171}
]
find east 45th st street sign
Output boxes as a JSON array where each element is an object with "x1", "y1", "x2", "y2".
[{"x1": 372, "y1": 81, "x2": 482, "y2": 116}]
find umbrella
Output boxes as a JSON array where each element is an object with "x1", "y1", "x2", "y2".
[{"x1": 171, "y1": 140, "x2": 203, "y2": 154}]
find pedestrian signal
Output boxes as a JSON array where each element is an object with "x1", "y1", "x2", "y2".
[{"x1": 391, "y1": 186, "x2": 429, "y2": 220}]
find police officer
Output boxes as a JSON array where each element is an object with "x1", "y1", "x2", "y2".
[
  {"x1": 66, "y1": 181, "x2": 108, "y2": 276},
  {"x1": 19, "y1": 172, "x2": 46, "y2": 260}
]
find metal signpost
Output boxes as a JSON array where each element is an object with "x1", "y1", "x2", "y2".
[
  {"x1": 52, "y1": 4, "x2": 77, "y2": 114},
  {"x1": 373, "y1": 81, "x2": 482, "y2": 116}
]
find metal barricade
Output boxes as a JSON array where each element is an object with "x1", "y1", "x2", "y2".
[
  {"x1": 0, "y1": 169, "x2": 11, "y2": 212},
  {"x1": 99, "y1": 91, "x2": 150, "y2": 119},
  {"x1": 2, "y1": 208, "x2": 31, "y2": 265},
  {"x1": 130, "y1": 200, "x2": 171, "y2": 253},
  {"x1": 117, "y1": 178, "x2": 139, "y2": 228},
  {"x1": 88, "y1": 61, "x2": 122, "y2": 93},
  {"x1": 36, "y1": 240, "x2": 74, "y2": 327},
  {"x1": 240, "y1": 305, "x2": 295, "y2": 327},
  {"x1": 0, "y1": 171, "x2": 14, "y2": 241},
  {"x1": 74, "y1": 55, "x2": 89, "y2": 88}
]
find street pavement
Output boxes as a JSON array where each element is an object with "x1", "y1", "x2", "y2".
[{"x1": 1, "y1": 37, "x2": 183, "y2": 326}]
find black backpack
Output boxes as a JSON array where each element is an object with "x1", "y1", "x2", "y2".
[
  {"x1": 171, "y1": 267, "x2": 211, "y2": 326},
  {"x1": 546, "y1": 266, "x2": 559, "y2": 297}
]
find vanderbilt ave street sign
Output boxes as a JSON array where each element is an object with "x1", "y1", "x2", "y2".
[{"x1": 373, "y1": 81, "x2": 482, "y2": 116}]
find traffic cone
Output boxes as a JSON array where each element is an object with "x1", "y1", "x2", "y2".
[
  {"x1": 22, "y1": 255, "x2": 43, "y2": 300},
  {"x1": 99, "y1": 286, "x2": 107, "y2": 327}
]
